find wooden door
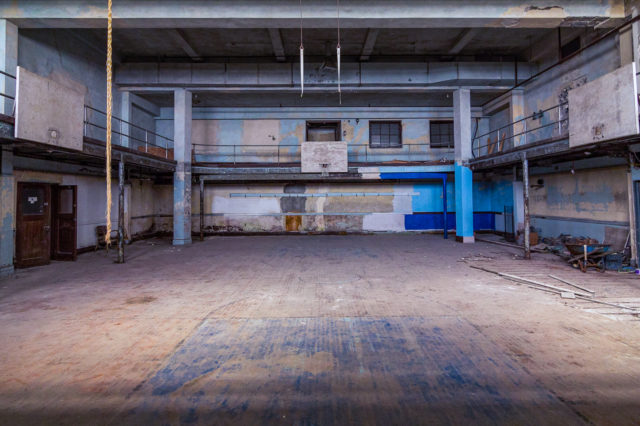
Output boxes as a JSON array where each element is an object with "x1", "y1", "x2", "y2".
[
  {"x1": 16, "y1": 183, "x2": 51, "y2": 268},
  {"x1": 52, "y1": 185, "x2": 77, "y2": 261}
]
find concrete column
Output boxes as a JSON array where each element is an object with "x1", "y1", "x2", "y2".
[
  {"x1": 454, "y1": 88, "x2": 474, "y2": 243},
  {"x1": 172, "y1": 88, "x2": 192, "y2": 246},
  {"x1": 510, "y1": 89, "x2": 525, "y2": 148},
  {"x1": 0, "y1": 19, "x2": 18, "y2": 116},
  {"x1": 120, "y1": 91, "x2": 132, "y2": 147},
  {"x1": 0, "y1": 146, "x2": 14, "y2": 275}
]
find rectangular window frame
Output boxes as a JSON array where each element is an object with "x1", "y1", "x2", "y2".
[
  {"x1": 306, "y1": 120, "x2": 342, "y2": 142},
  {"x1": 369, "y1": 120, "x2": 402, "y2": 149},
  {"x1": 429, "y1": 120, "x2": 454, "y2": 148}
]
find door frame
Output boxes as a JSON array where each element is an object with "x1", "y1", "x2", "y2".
[{"x1": 51, "y1": 184, "x2": 78, "y2": 261}]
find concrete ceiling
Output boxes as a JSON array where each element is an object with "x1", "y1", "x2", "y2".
[
  {"x1": 86, "y1": 27, "x2": 560, "y2": 61},
  {"x1": 2, "y1": 0, "x2": 625, "y2": 29}
]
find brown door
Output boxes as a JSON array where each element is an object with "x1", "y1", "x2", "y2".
[
  {"x1": 16, "y1": 183, "x2": 51, "y2": 268},
  {"x1": 52, "y1": 185, "x2": 77, "y2": 261}
]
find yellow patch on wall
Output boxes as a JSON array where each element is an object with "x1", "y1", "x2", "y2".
[
  {"x1": 243, "y1": 120, "x2": 280, "y2": 145},
  {"x1": 192, "y1": 120, "x2": 219, "y2": 146}
]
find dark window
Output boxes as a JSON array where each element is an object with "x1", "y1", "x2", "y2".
[
  {"x1": 430, "y1": 121, "x2": 454, "y2": 148},
  {"x1": 306, "y1": 121, "x2": 341, "y2": 141},
  {"x1": 369, "y1": 121, "x2": 402, "y2": 148},
  {"x1": 21, "y1": 187, "x2": 45, "y2": 215},
  {"x1": 561, "y1": 37, "x2": 581, "y2": 59}
]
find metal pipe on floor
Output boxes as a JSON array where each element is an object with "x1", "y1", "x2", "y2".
[
  {"x1": 522, "y1": 152, "x2": 530, "y2": 260},
  {"x1": 117, "y1": 156, "x2": 125, "y2": 264},
  {"x1": 200, "y1": 178, "x2": 204, "y2": 242}
]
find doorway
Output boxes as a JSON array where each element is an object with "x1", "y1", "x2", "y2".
[
  {"x1": 15, "y1": 183, "x2": 77, "y2": 268},
  {"x1": 52, "y1": 185, "x2": 77, "y2": 261}
]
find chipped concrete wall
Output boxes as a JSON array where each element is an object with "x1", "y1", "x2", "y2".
[
  {"x1": 9, "y1": 170, "x2": 169, "y2": 251},
  {"x1": 529, "y1": 166, "x2": 629, "y2": 246},
  {"x1": 129, "y1": 179, "x2": 155, "y2": 236},
  {"x1": 153, "y1": 184, "x2": 174, "y2": 233},
  {"x1": 17, "y1": 29, "x2": 161, "y2": 145},
  {"x1": 522, "y1": 35, "x2": 621, "y2": 142},
  {"x1": 12, "y1": 171, "x2": 122, "y2": 249},
  {"x1": 569, "y1": 63, "x2": 639, "y2": 146},
  {"x1": 14, "y1": 67, "x2": 84, "y2": 150},
  {"x1": 189, "y1": 116, "x2": 449, "y2": 163},
  {"x1": 18, "y1": 29, "x2": 122, "y2": 123},
  {"x1": 190, "y1": 178, "x2": 500, "y2": 234}
]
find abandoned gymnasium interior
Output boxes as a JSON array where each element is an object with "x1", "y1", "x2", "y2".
[{"x1": 2, "y1": 0, "x2": 640, "y2": 424}]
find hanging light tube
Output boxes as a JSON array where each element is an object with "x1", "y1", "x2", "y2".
[
  {"x1": 336, "y1": 0, "x2": 341, "y2": 104},
  {"x1": 300, "y1": 0, "x2": 304, "y2": 98}
]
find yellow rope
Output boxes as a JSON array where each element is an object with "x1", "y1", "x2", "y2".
[{"x1": 105, "y1": 0, "x2": 113, "y2": 246}]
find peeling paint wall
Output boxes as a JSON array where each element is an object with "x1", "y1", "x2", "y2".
[
  {"x1": 17, "y1": 29, "x2": 160, "y2": 144},
  {"x1": 18, "y1": 29, "x2": 122, "y2": 123},
  {"x1": 190, "y1": 117, "x2": 449, "y2": 163},
  {"x1": 529, "y1": 166, "x2": 629, "y2": 245},
  {"x1": 11, "y1": 171, "x2": 168, "y2": 250},
  {"x1": 190, "y1": 178, "x2": 500, "y2": 234}
]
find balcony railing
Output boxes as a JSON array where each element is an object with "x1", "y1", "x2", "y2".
[
  {"x1": 472, "y1": 102, "x2": 568, "y2": 158},
  {"x1": 83, "y1": 105, "x2": 174, "y2": 159},
  {"x1": 192, "y1": 143, "x2": 449, "y2": 166}
]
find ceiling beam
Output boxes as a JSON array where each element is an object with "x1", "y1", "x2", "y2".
[
  {"x1": 168, "y1": 29, "x2": 202, "y2": 61},
  {"x1": 448, "y1": 28, "x2": 480, "y2": 55},
  {"x1": 359, "y1": 28, "x2": 380, "y2": 61},
  {"x1": 268, "y1": 28, "x2": 286, "y2": 62}
]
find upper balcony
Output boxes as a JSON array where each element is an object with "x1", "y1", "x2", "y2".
[{"x1": 193, "y1": 141, "x2": 451, "y2": 168}]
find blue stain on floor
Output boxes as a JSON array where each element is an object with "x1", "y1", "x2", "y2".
[{"x1": 125, "y1": 317, "x2": 583, "y2": 425}]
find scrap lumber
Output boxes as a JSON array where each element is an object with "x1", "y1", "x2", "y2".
[
  {"x1": 469, "y1": 265, "x2": 639, "y2": 313},
  {"x1": 548, "y1": 274, "x2": 595, "y2": 295},
  {"x1": 469, "y1": 265, "x2": 591, "y2": 297}
]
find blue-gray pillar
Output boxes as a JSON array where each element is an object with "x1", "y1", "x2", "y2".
[
  {"x1": 0, "y1": 146, "x2": 14, "y2": 275},
  {"x1": 0, "y1": 19, "x2": 17, "y2": 116},
  {"x1": 0, "y1": 19, "x2": 18, "y2": 115},
  {"x1": 172, "y1": 89, "x2": 192, "y2": 246},
  {"x1": 454, "y1": 88, "x2": 474, "y2": 243},
  {"x1": 120, "y1": 91, "x2": 132, "y2": 148}
]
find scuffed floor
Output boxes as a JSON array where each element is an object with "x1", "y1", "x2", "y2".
[{"x1": 1, "y1": 234, "x2": 639, "y2": 425}]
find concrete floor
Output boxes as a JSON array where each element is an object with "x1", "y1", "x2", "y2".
[{"x1": 1, "y1": 234, "x2": 640, "y2": 425}]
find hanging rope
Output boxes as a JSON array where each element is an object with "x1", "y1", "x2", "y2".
[
  {"x1": 336, "y1": 0, "x2": 341, "y2": 104},
  {"x1": 105, "y1": 0, "x2": 113, "y2": 246},
  {"x1": 299, "y1": 0, "x2": 304, "y2": 97}
]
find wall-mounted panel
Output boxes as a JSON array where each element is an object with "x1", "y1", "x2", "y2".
[
  {"x1": 15, "y1": 66, "x2": 84, "y2": 151},
  {"x1": 569, "y1": 63, "x2": 638, "y2": 147}
]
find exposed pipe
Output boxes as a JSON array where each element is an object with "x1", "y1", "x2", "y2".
[{"x1": 522, "y1": 152, "x2": 530, "y2": 260}]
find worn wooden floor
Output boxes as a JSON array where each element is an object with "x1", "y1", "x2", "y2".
[{"x1": 1, "y1": 235, "x2": 639, "y2": 425}]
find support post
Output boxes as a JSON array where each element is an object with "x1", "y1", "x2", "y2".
[
  {"x1": 442, "y1": 176, "x2": 448, "y2": 239},
  {"x1": 199, "y1": 178, "x2": 204, "y2": 242},
  {"x1": 522, "y1": 152, "x2": 531, "y2": 260},
  {"x1": 628, "y1": 151, "x2": 638, "y2": 267},
  {"x1": 117, "y1": 156, "x2": 125, "y2": 264},
  {"x1": 0, "y1": 19, "x2": 17, "y2": 116},
  {"x1": 0, "y1": 146, "x2": 14, "y2": 276},
  {"x1": 454, "y1": 88, "x2": 474, "y2": 243},
  {"x1": 172, "y1": 88, "x2": 193, "y2": 245}
]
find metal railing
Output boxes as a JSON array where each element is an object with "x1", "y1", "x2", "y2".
[
  {"x1": 83, "y1": 105, "x2": 173, "y2": 159},
  {"x1": 472, "y1": 102, "x2": 568, "y2": 158},
  {"x1": 192, "y1": 142, "x2": 449, "y2": 165},
  {"x1": 0, "y1": 70, "x2": 16, "y2": 115}
]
